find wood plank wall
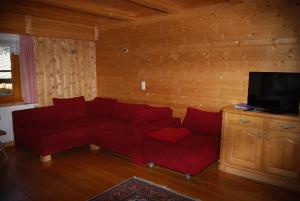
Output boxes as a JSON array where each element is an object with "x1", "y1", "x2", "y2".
[
  {"x1": 34, "y1": 37, "x2": 97, "y2": 106},
  {"x1": 96, "y1": 0, "x2": 300, "y2": 117}
]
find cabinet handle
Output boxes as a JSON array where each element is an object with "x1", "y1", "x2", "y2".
[
  {"x1": 240, "y1": 118, "x2": 249, "y2": 124},
  {"x1": 281, "y1": 124, "x2": 294, "y2": 129}
]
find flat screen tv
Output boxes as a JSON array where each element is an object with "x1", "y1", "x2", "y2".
[{"x1": 247, "y1": 72, "x2": 300, "y2": 114}]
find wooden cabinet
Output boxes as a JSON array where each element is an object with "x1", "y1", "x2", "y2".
[
  {"x1": 219, "y1": 106, "x2": 300, "y2": 192},
  {"x1": 263, "y1": 130, "x2": 300, "y2": 179},
  {"x1": 227, "y1": 124, "x2": 263, "y2": 170}
]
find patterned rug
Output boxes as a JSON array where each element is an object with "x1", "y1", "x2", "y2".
[{"x1": 88, "y1": 177, "x2": 199, "y2": 201}]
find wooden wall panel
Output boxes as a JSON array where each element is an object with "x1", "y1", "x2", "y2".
[
  {"x1": 96, "y1": 0, "x2": 300, "y2": 117},
  {"x1": 34, "y1": 37, "x2": 97, "y2": 106}
]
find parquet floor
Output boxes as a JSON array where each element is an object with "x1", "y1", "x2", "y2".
[{"x1": 0, "y1": 146, "x2": 299, "y2": 201}]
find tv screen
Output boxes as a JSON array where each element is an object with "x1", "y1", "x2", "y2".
[{"x1": 247, "y1": 72, "x2": 300, "y2": 114}]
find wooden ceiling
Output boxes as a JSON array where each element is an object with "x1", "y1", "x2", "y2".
[{"x1": 0, "y1": 0, "x2": 239, "y2": 28}]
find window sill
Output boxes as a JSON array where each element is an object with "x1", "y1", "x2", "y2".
[{"x1": 0, "y1": 102, "x2": 37, "y2": 108}]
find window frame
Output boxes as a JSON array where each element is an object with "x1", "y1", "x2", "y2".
[{"x1": 0, "y1": 53, "x2": 22, "y2": 104}]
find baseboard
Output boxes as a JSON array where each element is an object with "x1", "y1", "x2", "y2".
[{"x1": 3, "y1": 141, "x2": 15, "y2": 147}]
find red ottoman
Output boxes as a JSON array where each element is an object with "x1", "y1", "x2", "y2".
[{"x1": 143, "y1": 107, "x2": 222, "y2": 179}]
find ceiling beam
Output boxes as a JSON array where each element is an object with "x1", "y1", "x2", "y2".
[
  {"x1": 28, "y1": 0, "x2": 136, "y2": 21},
  {"x1": 0, "y1": 0, "x2": 120, "y2": 27},
  {"x1": 126, "y1": 0, "x2": 182, "y2": 13}
]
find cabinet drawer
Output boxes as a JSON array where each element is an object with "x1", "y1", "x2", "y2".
[
  {"x1": 227, "y1": 114, "x2": 264, "y2": 128},
  {"x1": 269, "y1": 119, "x2": 300, "y2": 133}
]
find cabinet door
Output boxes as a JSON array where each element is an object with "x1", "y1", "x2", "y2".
[
  {"x1": 263, "y1": 130, "x2": 300, "y2": 179},
  {"x1": 226, "y1": 124, "x2": 263, "y2": 170}
]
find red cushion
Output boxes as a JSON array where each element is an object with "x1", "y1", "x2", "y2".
[
  {"x1": 182, "y1": 107, "x2": 222, "y2": 136},
  {"x1": 112, "y1": 102, "x2": 149, "y2": 122},
  {"x1": 147, "y1": 127, "x2": 190, "y2": 142},
  {"x1": 14, "y1": 116, "x2": 109, "y2": 155},
  {"x1": 133, "y1": 107, "x2": 172, "y2": 126},
  {"x1": 53, "y1": 96, "x2": 87, "y2": 121},
  {"x1": 19, "y1": 116, "x2": 102, "y2": 136},
  {"x1": 87, "y1": 97, "x2": 117, "y2": 118}
]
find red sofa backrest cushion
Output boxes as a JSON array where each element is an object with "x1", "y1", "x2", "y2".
[
  {"x1": 87, "y1": 97, "x2": 117, "y2": 118},
  {"x1": 53, "y1": 96, "x2": 87, "y2": 121},
  {"x1": 112, "y1": 102, "x2": 149, "y2": 123},
  {"x1": 182, "y1": 107, "x2": 222, "y2": 136},
  {"x1": 133, "y1": 107, "x2": 173, "y2": 126}
]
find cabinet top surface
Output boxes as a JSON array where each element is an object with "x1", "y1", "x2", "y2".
[{"x1": 222, "y1": 105, "x2": 300, "y2": 122}]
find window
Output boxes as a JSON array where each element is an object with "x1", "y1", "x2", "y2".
[
  {"x1": 0, "y1": 47, "x2": 13, "y2": 96},
  {"x1": 0, "y1": 46, "x2": 22, "y2": 103}
]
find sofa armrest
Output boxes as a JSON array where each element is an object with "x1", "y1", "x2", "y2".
[
  {"x1": 12, "y1": 106, "x2": 56, "y2": 127},
  {"x1": 13, "y1": 126, "x2": 43, "y2": 153},
  {"x1": 132, "y1": 107, "x2": 173, "y2": 127}
]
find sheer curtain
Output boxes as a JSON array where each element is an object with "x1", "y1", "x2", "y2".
[{"x1": 19, "y1": 35, "x2": 37, "y2": 103}]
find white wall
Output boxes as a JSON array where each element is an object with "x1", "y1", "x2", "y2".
[{"x1": 0, "y1": 104, "x2": 36, "y2": 143}]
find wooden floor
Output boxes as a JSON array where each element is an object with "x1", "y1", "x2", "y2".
[{"x1": 0, "y1": 146, "x2": 299, "y2": 201}]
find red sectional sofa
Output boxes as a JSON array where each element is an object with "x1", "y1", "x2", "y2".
[
  {"x1": 12, "y1": 96, "x2": 179, "y2": 164},
  {"x1": 143, "y1": 107, "x2": 222, "y2": 177}
]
